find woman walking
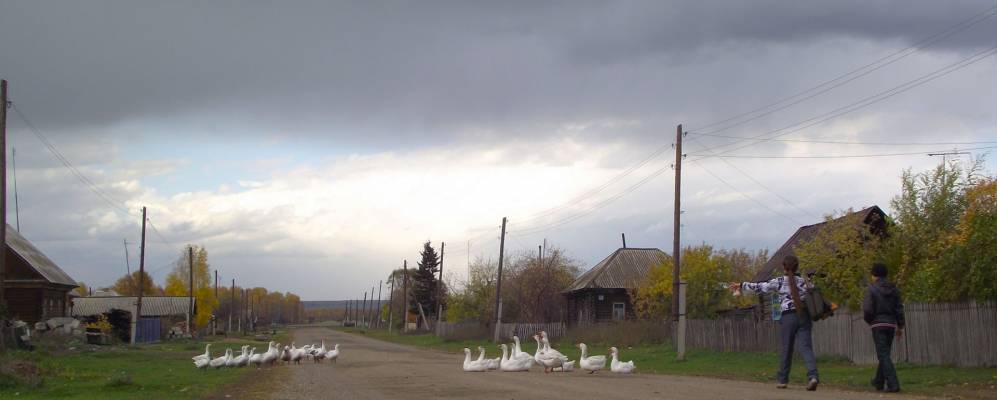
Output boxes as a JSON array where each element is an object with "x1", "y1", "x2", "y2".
[
  {"x1": 863, "y1": 263, "x2": 905, "y2": 393},
  {"x1": 732, "y1": 255, "x2": 819, "y2": 391}
]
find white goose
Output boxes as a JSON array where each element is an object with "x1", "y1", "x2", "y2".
[
  {"x1": 289, "y1": 344, "x2": 306, "y2": 364},
  {"x1": 533, "y1": 334, "x2": 567, "y2": 372},
  {"x1": 511, "y1": 336, "x2": 533, "y2": 362},
  {"x1": 280, "y1": 346, "x2": 291, "y2": 364},
  {"x1": 240, "y1": 347, "x2": 255, "y2": 367},
  {"x1": 260, "y1": 342, "x2": 278, "y2": 366},
  {"x1": 210, "y1": 349, "x2": 231, "y2": 369},
  {"x1": 226, "y1": 346, "x2": 244, "y2": 367},
  {"x1": 192, "y1": 343, "x2": 212, "y2": 362},
  {"x1": 498, "y1": 344, "x2": 531, "y2": 372},
  {"x1": 313, "y1": 341, "x2": 328, "y2": 363},
  {"x1": 249, "y1": 347, "x2": 264, "y2": 367},
  {"x1": 609, "y1": 347, "x2": 636, "y2": 374},
  {"x1": 325, "y1": 344, "x2": 340, "y2": 363},
  {"x1": 476, "y1": 346, "x2": 500, "y2": 370},
  {"x1": 577, "y1": 343, "x2": 607, "y2": 374},
  {"x1": 461, "y1": 348, "x2": 487, "y2": 372}
]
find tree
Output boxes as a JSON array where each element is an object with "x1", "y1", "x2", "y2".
[
  {"x1": 503, "y1": 246, "x2": 580, "y2": 322},
  {"x1": 445, "y1": 257, "x2": 497, "y2": 323},
  {"x1": 412, "y1": 241, "x2": 440, "y2": 317},
  {"x1": 110, "y1": 270, "x2": 163, "y2": 296},
  {"x1": 795, "y1": 209, "x2": 884, "y2": 310},
  {"x1": 163, "y1": 245, "x2": 217, "y2": 329},
  {"x1": 73, "y1": 281, "x2": 90, "y2": 297},
  {"x1": 633, "y1": 244, "x2": 760, "y2": 319}
]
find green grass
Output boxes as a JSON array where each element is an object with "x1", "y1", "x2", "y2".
[
  {"x1": 0, "y1": 331, "x2": 292, "y2": 400},
  {"x1": 334, "y1": 326, "x2": 997, "y2": 399}
]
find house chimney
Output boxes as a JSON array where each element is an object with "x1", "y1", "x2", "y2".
[{"x1": 621, "y1": 233, "x2": 627, "y2": 249}]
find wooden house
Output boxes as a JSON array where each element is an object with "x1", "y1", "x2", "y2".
[
  {"x1": 563, "y1": 247, "x2": 667, "y2": 325},
  {"x1": 750, "y1": 205, "x2": 887, "y2": 320},
  {"x1": 1, "y1": 224, "x2": 78, "y2": 324}
]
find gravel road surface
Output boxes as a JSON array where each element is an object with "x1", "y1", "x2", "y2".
[{"x1": 267, "y1": 327, "x2": 929, "y2": 400}]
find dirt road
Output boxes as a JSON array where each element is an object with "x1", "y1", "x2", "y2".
[{"x1": 266, "y1": 327, "x2": 928, "y2": 400}]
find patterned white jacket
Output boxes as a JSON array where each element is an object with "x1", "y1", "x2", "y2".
[{"x1": 741, "y1": 274, "x2": 812, "y2": 314}]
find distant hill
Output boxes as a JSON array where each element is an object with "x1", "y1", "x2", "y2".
[{"x1": 303, "y1": 300, "x2": 386, "y2": 310}]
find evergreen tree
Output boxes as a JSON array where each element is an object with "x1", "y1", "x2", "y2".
[{"x1": 412, "y1": 241, "x2": 439, "y2": 317}]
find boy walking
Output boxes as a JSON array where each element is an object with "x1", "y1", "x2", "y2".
[
  {"x1": 863, "y1": 263, "x2": 905, "y2": 393},
  {"x1": 733, "y1": 255, "x2": 819, "y2": 391}
]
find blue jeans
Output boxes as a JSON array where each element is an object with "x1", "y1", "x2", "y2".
[
  {"x1": 872, "y1": 328, "x2": 899, "y2": 390},
  {"x1": 778, "y1": 311, "x2": 818, "y2": 384}
]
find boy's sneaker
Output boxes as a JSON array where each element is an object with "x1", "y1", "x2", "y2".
[
  {"x1": 776, "y1": 383, "x2": 787, "y2": 389},
  {"x1": 806, "y1": 378, "x2": 819, "y2": 391}
]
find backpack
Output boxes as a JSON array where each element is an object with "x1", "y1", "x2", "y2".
[{"x1": 802, "y1": 277, "x2": 836, "y2": 321}]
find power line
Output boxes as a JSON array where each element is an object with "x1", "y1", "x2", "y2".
[
  {"x1": 688, "y1": 45, "x2": 997, "y2": 161},
  {"x1": 712, "y1": 144, "x2": 997, "y2": 159},
  {"x1": 690, "y1": 160, "x2": 809, "y2": 226},
  {"x1": 687, "y1": 132, "x2": 997, "y2": 146},
  {"x1": 689, "y1": 3, "x2": 997, "y2": 134}
]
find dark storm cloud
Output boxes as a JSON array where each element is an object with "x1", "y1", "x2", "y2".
[{"x1": 2, "y1": 0, "x2": 995, "y2": 147}]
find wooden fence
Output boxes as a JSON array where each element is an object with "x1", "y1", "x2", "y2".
[
  {"x1": 677, "y1": 301, "x2": 997, "y2": 367},
  {"x1": 436, "y1": 322, "x2": 566, "y2": 341}
]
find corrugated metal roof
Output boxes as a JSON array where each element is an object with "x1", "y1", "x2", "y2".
[
  {"x1": 564, "y1": 248, "x2": 668, "y2": 292},
  {"x1": 6, "y1": 224, "x2": 76, "y2": 286},
  {"x1": 71, "y1": 296, "x2": 194, "y2": 317},
  {"x1": 752, "y1": 206, "x2": 886, "y2": 282}
]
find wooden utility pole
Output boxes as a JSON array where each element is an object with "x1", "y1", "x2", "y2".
[
  {"x1": 436, "y1": 242, "x2": 445, "y2": 332},
  {"x1": 621, "y1": 233, "x2": 627, "y2": 249},
  {"x1": 362, "y1": 290, "x2": 369, "y2": 328},
  {"x1": 213, "y1": 270, "x2": 218, "y2": 335},
  {"x1": 133, "y1": 206, "x2": 147, "y2": 345},
  {"x1": 672, "y1": 124, "x2": 683, "y2": 321},
  {"x1": 123, "y1": 239, "x2": 131, "y2": 276},
  {"x1": 1, "y1": 80, "x2": 8, "y2": 342},
  {"x1": 188, "y1": 245, "x2": 194, "y2": 335},
  {"x1": 369, "y1": 285, "x2": 376, "y2": 328},
  {"x1": 493, "y1": 217, "x2": 507, "y2": 343},
  {"x1": 387, "y1": 277, "x2": 395, "y2": 332},
  {"x1": 375, "y1": 280, "x2": 382, "y2": 329},
  {"x1": 402, "y1": 260, "x2": 409, "y2": 333},
  {"x1": 229, "y1": 279, "x2": 234, "y2": 332},
  {"x1": 11, "y1": 148, "x2": 18, "y2": 232}
]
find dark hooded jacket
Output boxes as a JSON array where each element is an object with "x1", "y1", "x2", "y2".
[{"x1": 862, "y1": 279, "x2": 905, "y2": 328}]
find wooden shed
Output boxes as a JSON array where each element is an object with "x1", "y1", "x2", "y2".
[
  {"x1": 1, "y1": 224, "x2": 78, "y2": 324},
  {"x1": 563, "y1": 247, "x2": 667, "y2": 325}
]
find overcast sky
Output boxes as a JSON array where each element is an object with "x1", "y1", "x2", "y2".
[{"x1": 1, "y1": 1, "x2": 995, "y2": 300}]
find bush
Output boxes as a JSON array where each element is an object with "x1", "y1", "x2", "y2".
[{"x1": 0, "y1": 357, "x2": 44, "y2": 389}]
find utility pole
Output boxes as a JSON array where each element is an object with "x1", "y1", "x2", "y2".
[
  {"x1": 928, "y1": 150, "x2": 969, "y2": 164},
  {"x1": 673, "y1": 124, "x2": 686, "y2": 361},
  {"x1": 133, "y1": 206, "x2": 147, "y2": 345},
  {"x1": 402, "y1": 260, "x2": 409, "y2": 333},
  {"x1": 621, "y1": 233, "x2": 627, "y2": 249},
  {"x1": 387, "y1": 276, "x2": 394, "y2": 332},
  {"x1": 11, "y1": 147, "x2": 18, "y2": 232},
  {"x1": 123, "y1": 239, "x2": 131, "y2": 276},
  {"x1": 213, "y1": 270, "x2": 218, "y2": 335},
  {"x1": 229, "y1": 278, "x2": 234, "y2": 333},
  {"x1": 493, "y1": 217, "x2": 507, "y2": 343},
  {"x1": 436, "y1": 242, "x2": 445, "y2": 332},
  {"x1": 375, "y1": 280, "x2": 383, "y2": 329},
  {"x1": 188, "y1": 245, "x2": 194, "y2": 335},
  {"x1": 538, "y1": 245, "x2": 542, "y2": 266},
  {"x1": 369, "y1": 284, "x2": 376, "y2": 328},
  {"x1": 1, "y1": 80, "x2": 8, "y2": 348},
  {"x1": 672, "y1": 124, "x2": 683, "y2": 321}
]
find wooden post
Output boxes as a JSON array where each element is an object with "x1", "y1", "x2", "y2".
[
  {"x1": 677, "y1": 280, "x2": 687, "y2": 361},
  {"x1": 0, "y1": 80, "x2": 7, "y2": 350},
  {"x1": 672, "y1": 124, "x2": 683, "y2": 322},
  {"x1": 402, "y1": 260, "x2": 409, "y2": 333},
  {"x1": 436, "y1": 242, "x2": 444, "y2": 333},
  {"x1": 213, "y1": 270, "x2": 218, "y2": 335},
  {"x1": 361, "y1": 290, "x2": 368, "y2": 328},
  {"x1": 132, "y1": 206, "x2": 147, "y2": 345},
  {"x1": 621, "y1": 233, "x2": 627, "y2": 249},
  {"x1": 375, "y1": 280, "x2": 382, "y2": 329},
  {"x1": 493, "y1": 217, "x2": 507, "y2": 343},
  {"x1": 188, "y1": 245, "x2": 194, "y2": 335},
  {"x1": 229, "y1": 279, "x2": 234, "y2": 333},
  {"x1": 368, "y1": 284, "x2": 376, "y2": 328},
  {"x1": 387, "y1": 276, "x2": 395, "y2": 332}
]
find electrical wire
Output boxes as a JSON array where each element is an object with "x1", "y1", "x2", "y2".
[
  {"x1": 687, "y1": 132, "x2": 997, "y2": 146},
  {"x1": 713, "y1": 144, "x2": 997, "y2": 159}
]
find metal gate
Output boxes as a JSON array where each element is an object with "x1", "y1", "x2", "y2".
[{"x1": 135, "y1": 318, "x2": 161, "y2": 343}]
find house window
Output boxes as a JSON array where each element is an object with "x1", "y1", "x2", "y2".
[
  {"x1": 612, "y1": 302, "x2": 625, "y2": 321},
  {"x1": 597, "y1": 294, "x2": 604, "y2": 301}
]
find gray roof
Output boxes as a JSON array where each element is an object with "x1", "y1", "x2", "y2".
[
  {"x1": 6, "y1": 224, "x2": 76, "y2": 286},
  {"x1": 752, "y1": 206, "x2": 886, "y2": 282},
  {"x1": 564, "y1": 248, "x2": 668, "y2": 292},
  {"x1": 71, "y1": 296, "x2": 194, "y2": 317}
]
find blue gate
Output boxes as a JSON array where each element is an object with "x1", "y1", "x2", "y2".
[{"x1": 136, "y1": 318, "x2": 161, "y2": 343}]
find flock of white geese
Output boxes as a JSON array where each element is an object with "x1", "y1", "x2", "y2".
[
  {"x1": 191, "y1": 341, "x2": 340, "y2": 369},
  {"x1": 462, "y1": 331, "x2": 635, "y2": 374}
]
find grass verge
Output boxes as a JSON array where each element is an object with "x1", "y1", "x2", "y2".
[
  {"x1": 0, "y1": 331, "x2": 291, "y2": 400},
  {"x1": 333, "y1": 326, "x2": 997, "y2": 399}
]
